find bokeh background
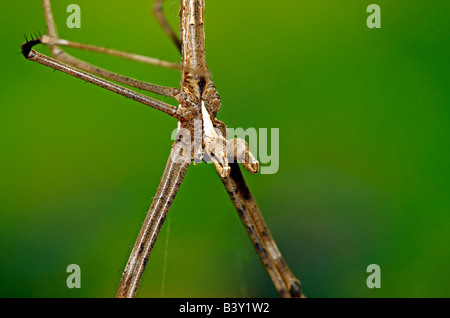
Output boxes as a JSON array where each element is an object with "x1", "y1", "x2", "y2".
[{"x1": 1, "y1": 0, "x2": 448, "y2": 298}]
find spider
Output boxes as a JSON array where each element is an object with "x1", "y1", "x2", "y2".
[{"x1": 21, "y1": 0, "x2": 302, "y2": 298}]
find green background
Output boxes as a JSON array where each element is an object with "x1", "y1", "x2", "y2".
[{"x1": 0, "y1": 0, "x2": 448, "y2": 297}]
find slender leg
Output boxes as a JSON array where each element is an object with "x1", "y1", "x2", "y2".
[
  {"x1": 41, "y1": 0, "x2": 180, "y2": 98},
  {"x1": 220, "y1": 163, "x2": 303, "y2": 298},
  {"x1": 154, "y1": 0, "x2": 182, "y2": 53},
  {"x1": 42, "y1": 0, "x2": 58, "y2": 53},
  {"x1": 49, "y1": 46, "x2": 180, "y2": 98},
  {"x1": 40, "y1": 36, "x2": 180, "y2": 70},
  {"x1": 22, "y1": 42, "x2": 180, "y2": 119},
  {"x1": 116, "y1": 137, "x2": 191, "y2": 298}
]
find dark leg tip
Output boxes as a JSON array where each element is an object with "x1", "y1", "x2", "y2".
[
  {"x1": 290, "y1": 280, "x2": 302, "y2": 298},
  {"x1": 21, "y1": 38, "x2": 41, "y2": 58}
]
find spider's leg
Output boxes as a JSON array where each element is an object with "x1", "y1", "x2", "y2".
[
  {"x1": 43, "y1": 0, "x2": 179, "y2": 69},
  {"x1": 42, "y1": 36, "x2": 180, "y2": 70},
  {"x1": 220, "y1": 163, "x2": 303, "y2": 298},
  {"x1": 40, "y1": 0, "x2": 180, "y2": 98},
  {"x1": 116, "y1": 136, "x2": 191, "y2": 298},
  {"x1": 22, "y1": 44, "x2": 181, "y2": 118},
  {"x1": 153, "y1": 0, "x2": 182, "y2": 53}
]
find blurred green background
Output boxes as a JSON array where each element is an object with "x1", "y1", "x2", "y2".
[{"x1": 0, "y1": 0, "x2": 448, "y2": 298}]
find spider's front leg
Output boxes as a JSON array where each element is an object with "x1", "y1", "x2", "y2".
[{"x1": 37, "y1": 0, "x2": 181, "y2": 98}]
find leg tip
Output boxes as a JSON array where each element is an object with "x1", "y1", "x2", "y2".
[{"x1": 21, "y1": 38, "x2": 41, "y2": 58}]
